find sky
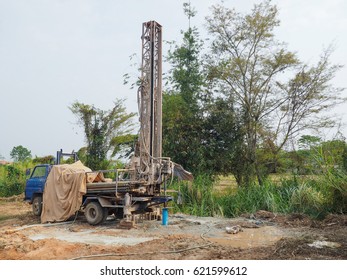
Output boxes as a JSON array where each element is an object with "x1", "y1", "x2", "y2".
[{"x1": 0, "y1": 0, "x2": 346, "y2": 161}]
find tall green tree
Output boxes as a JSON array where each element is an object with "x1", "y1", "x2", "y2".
[
  {"x1": 164, "y1": 2, "x2": 244, "y2": 177},
  {"x1": 202, "y1": 96, "x2": 245, "y2": 182},
  {"x1": 70, "y1": 99, "x2": 135, "y2": 170},
  {"x1": 10, "y1": 145, "x2": 32, "y2": 162},
  {"x1": 163, "y1": 2, "x2": 206, "y2": 174},
  {"x1": 206, "y1": 0, "x2": 344, "y2": 185}
]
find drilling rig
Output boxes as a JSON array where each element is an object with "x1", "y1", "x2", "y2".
[
  {"x1": 25, "y1": 21, "x2": 192, "y2": 226},
  {"x1": 84, "y1": 20, "x2": 192, "y2": 224},
  {"x1": 133, "y1": 20, "x2": 167, "y2": 194}
]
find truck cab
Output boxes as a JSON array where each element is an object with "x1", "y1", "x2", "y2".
[
  {"x1": 24, "y1": 150, "x2": 78, "y2": 216},
  {"x1": 24, "y1": 164, "x2": 51, "y2": 216}
]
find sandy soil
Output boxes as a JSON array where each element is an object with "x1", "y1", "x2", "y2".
[{"x1": 0, "y1": 197, "x2": 346, "y2": 260}]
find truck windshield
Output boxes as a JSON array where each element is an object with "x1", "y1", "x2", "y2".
[{"x1": 31, "y1": 166, "x2": 46, "y2": 178}]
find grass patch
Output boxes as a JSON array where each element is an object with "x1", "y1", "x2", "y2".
[{"x1": 172, "y1": 171, "x2": 346, "y2": 219}]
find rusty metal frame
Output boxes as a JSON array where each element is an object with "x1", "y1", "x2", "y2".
[{"x1": 138, "y1": 21, "x2": 163, "y2": 184}]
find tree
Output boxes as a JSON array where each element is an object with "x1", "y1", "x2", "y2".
[
  {"x1": 202, "y1": 96, "x2": 245, "y2": 182},
  {"x1": 69, "y1": 100, "x2": 136, "y2": 170},
  {"x1": 206, "y1": 0, "x2": 344, "y2": 185},
  {"x1": 10, "y1": 145, "x2": 32, "y2": 162},
  {"x1": 164, "y1": 2, "x2": 245, "y2": 177},
  {"x1": 163, "y1": 2, "x2": 206, "y2": 174},
  {"x1": 298, "y1": 135, "x2": 322, "y2": 150}
]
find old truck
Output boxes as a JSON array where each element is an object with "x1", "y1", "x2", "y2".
[
  {"x1": 24, "y1": 150, "x2": 78, "y2": 217},
  {"x1": 24, "y1": 150, "x2": 174, "y2": 225},
  {"x1": 24, "y1": 21, "x2": 191, "y2": 226}
]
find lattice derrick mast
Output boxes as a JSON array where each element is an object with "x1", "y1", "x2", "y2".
[{"x1": 138, "y1": 21, "x2": 163, "y2": 184}]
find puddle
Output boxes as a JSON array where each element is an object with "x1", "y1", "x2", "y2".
[
  {"x1": 28, "y1": 228, "x2": 157, "y2": 246},
  {"x1": 208, "y1": 226, "x2": 285, "y2": 249}
]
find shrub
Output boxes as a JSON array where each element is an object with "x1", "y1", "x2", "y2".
[
  {"x1": 173, "y1": 175, "x2": 223, "y2": 217},
  {"x1": 290, "y1": 183, "x2": 326, "y2": 217},
  {"x1": 0, "y1": 164, "x2": 26, "y2": 197}
]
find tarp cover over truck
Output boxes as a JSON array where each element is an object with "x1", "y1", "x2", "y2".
[{"x1": 41, "y1": 161, "x2": 102, "y2": 223}]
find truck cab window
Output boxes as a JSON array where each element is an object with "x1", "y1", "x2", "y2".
[{"x1": 31, "y1": 166, "x2": 46, "y2": 178}]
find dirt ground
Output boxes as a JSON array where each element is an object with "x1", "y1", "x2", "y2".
[{"x1": 0, "y1": 196, "x2": 346, "y2": 260}]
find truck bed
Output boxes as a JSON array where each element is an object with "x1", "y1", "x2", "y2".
[{"x1": 86, "y1": 180, "x2": 139, "y2": 194}]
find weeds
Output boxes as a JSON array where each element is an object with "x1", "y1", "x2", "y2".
[
  {"x1": 172, "y1": 169, "x2": 347, "y2": 219},
  {"x1": 0, "y1": 164, "x2": 28, "y2": 197},
  {"x1": 173, "y1": 175, "x2": 223, "y2": 217},
  {"x1": 200, "y1": 149, "x2": 345, "y2": 218}
]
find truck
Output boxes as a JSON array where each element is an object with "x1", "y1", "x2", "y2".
[
  {"x1": 24, "y1": 21, "x2": 192, "y2": 226},
  {"x1": 24, "y1": 149, "x2": 79, "y2": 216},
  {"x1": 24, "y1": 149, "x2": 174, "y2": 225}
]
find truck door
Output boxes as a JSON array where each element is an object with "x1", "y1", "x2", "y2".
[{"x1": 24, "y1": 165, "x2": 50, "y2": 201}]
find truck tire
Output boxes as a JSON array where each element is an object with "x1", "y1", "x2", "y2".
[
  {"x1": 85, "y1": 201, "x2": 105, "y2": 225},
  {"x1": 32, "y1": 196, "x2": 42, "y2": 216}
]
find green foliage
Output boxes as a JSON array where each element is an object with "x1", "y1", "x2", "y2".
[
  {"x1": 163, "y1": 93, "x2": 206, "y2": 174},
  {"x1": 163, "y1": 4, "x2": 206, "y2": 175},
  {"x1": 69, "y1": 99, "x2": 136, "y2": 170},
  {"x1": 205, "y1": 1, "x2": 299, "y2": 185},
  {"x1": 0, "y1": 164, "x2": 27, "y2": 197},
  {"x1": 283, "y1": 136, "x2": 347, "y2": 175},
  {"x1": 164, "y1": 3, "x2": 245, "y2": 178},
  {"x1": 203, "y1": 97, "x2": 245, "y2": 180},
  {"x1": 110, "y1": 134, "x2": 138, "y2": 158},
  {"x1": 298, "y1": 135, "x2": 322, "y2": 149},
  {"x1": 172, "y1": 165, "x2": 347, "y2": 219},
  {"x1": 173, "y1": 175, "x2": 223, "y2": 217},
  {"x1": 10, "y1": 145, "x2": 32, "y2": 162},
  {"x1": 32, "y1": 155, "x2": 54, "y2": 164},
  {"x1": 290, "y1": 183, "x2": 326, "y2": 217},
  {"x1": 77, "y1": 147, "x2": 87, "y2": 165},
  {"x1": 319, "y1": 168, "x2": 347, "y2": 214}
]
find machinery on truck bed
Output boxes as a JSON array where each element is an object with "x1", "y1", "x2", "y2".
[{"x1": 24, "y1": 21, "x2": 192, "y2": 226}]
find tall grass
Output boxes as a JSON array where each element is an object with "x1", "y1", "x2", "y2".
[
  {"x1": 219, "y1": 182, "x2": 289, "y2": 217},
  {"x1": 173, "y1": 175, "x2": 223, "y2": 217},
  {"x1": 171, "y1": 147, "x2": 347, "y2": 218},
  {"x1": 319, "y1": 169, "x2": 347, "y2": 214},
  {"x1": 172, "y1": 171, "x2": 346, "y2": 219}
]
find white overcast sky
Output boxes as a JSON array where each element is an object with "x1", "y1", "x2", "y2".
[{"x1": 0, "y1": 0, "x2": 346, "y2": 160}]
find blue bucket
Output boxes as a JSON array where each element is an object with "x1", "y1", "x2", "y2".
[{"x1": 162, "y1": 208, "x2": 169, "y2": 226}]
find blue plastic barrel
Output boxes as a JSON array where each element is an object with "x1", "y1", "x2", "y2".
[{"x1": 162, "y1": 208, "x2": 169, "y2": 226}]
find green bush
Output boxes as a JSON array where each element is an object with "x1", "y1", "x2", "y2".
[
  {"x1": 290, "y1": 183, "x2": 327, "y2": 217},
  {"x1": 0, "y1": 164, "x2": 27, "y2": 197},
  {"x1": 173, "y1": 175, "x2": 223, "y2": 217},
  {"x1": 320, "y1": 169, "x2": 347, "y2": 214}
]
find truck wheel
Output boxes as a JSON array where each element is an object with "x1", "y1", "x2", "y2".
[
  {"x1": 85, "y1": 201, "x2": 105, "y2": 225},
  {"x1": 32, "y1": 196, "x2": 42, "y2": 216}
]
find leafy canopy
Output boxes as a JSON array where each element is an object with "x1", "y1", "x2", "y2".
[
  {"x1": 69, "y1": 99, "x2": 135, "y2": 170},
  {"x1": 10, "y1": 145, "x2": 32, "y2": 162}
]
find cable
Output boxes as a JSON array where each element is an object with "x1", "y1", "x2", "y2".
[{"x1": 67, "y1": 211, "x2": 80, "y2": 231}]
